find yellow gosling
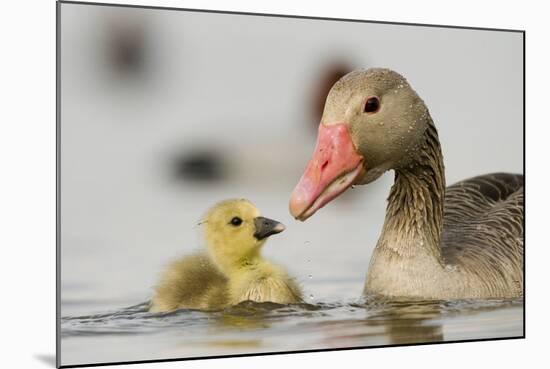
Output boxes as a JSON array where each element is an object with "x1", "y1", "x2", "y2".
[{"x1": 149, "y1": 199, "x2": 302, "y2": 312}]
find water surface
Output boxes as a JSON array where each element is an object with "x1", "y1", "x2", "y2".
[{"x1": 61, "y1": 293, "x2": 522, "y2": 366}]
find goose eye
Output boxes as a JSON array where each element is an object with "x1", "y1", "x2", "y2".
[
  {"x1": 230, "y1": 217, "x2": 243, "y2": 226},
  {"x1": 364, "y1": 96, "x2": 380, "y2": 113}
]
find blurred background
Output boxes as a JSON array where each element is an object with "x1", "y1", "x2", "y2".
[{"x1": 60, "y1": 4, "x2": 523, "y2": 317}]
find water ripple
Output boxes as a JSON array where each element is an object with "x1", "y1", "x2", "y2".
[{"x1": 60, "y1": 298, "x2": 522, "y2": 338}]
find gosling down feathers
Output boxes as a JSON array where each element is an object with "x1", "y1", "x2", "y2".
[
  {"x1": 150, "y1": 199, "x2": 302, "y2": 312},
  {"x1": 289, "y1": 68, "x2": 523, "y2": 300}
]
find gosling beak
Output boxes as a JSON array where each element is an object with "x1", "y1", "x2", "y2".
[
  {"x1": 289, "y1": 123, "x2": 364, "y2": 221},
  {"x1": 253, "y1": 217, "x2": 286, "y2": 241}
]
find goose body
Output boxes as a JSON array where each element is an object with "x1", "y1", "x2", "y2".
[
  {"x1": 150, "y1": 199, "x2": 302, "y2": 312},
  {"x1": 365, "y1": 172, "x2": 523, "y2": 299},
  {"x1": 289, "y1": 68, "x2": 523, "y2": 299}
]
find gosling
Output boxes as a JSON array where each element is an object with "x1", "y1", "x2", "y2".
[{"x1": 149, "y1": 199, "x2": 302, "y2": 312}]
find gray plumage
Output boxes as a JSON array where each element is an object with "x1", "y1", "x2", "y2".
[{"x1": 441, "y1": 173, "x2": 523, "y2": 296}]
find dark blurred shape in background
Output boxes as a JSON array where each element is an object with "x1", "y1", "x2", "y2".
[
  {"x1": 105, "y1": 17, "x2": 149, "y2": 76},
  {"x1": 310, "y1": 62, "x2": 353, "y2": 129},
  {"x1": 168, "y1": 62, "x2": 355, "y2": 186},
  {"x1": 171, "y1": 148, "x2": 227, "y2": 182}
]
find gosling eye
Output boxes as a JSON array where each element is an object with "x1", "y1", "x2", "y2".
[
  {"x1": 364, "y1": 96, "x2": 380, "y2": 114},
  {"x1": 229, "y1": 217, "x2": 243, "y2": 226}
]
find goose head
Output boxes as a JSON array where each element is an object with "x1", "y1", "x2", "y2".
[
  {"x1": 289, "y1": 68, "x2": 430, "y2": 221},
  {"x1": 203, "y1": 199, "x2": 286, "y2": 270}
]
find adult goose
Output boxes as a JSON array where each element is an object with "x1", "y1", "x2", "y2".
[{"x1": 289, "y1": 68, "x2": 523, "y2": 299}]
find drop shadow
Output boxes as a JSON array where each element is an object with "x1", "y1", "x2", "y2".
[{"x1": 33, "y1": 353, "x2": 56, "y2": 367}]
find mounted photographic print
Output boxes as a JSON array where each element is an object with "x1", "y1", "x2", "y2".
[{"x1": 57, "y1": 1, "x2": 524, "y2": 367}]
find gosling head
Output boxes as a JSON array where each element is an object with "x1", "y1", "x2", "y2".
[
  {"x1": 202, "y1": 199, "x2": 286, "y2": 272},
  {"x1": 290, "y1": 68, "x2": 431, "y2": 220}
]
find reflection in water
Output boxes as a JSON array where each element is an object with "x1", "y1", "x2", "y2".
[
  {"x1": 215, "y1": 304, "x2": 273, "y2": 331},
  {"x1": 314, "y1": 300, "x2": 443, "y2": 347},
  {"x1": 362, "y1": 300, "x2": 444, "y2": 345},
  {"x1": 211, "y1": 301, "x2": 325, "y2": 331},
  {"x1": 206, "y1": 305, "x2": 271, "y2": 349}
]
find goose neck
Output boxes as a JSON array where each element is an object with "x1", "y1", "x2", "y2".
[{"x1": 378, "y1": 119, "x2": 446, "y2": 260}]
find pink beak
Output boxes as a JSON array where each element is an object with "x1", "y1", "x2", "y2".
[{"x1": 289, "y1": 123, "x2": 364, "y2": 221}]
